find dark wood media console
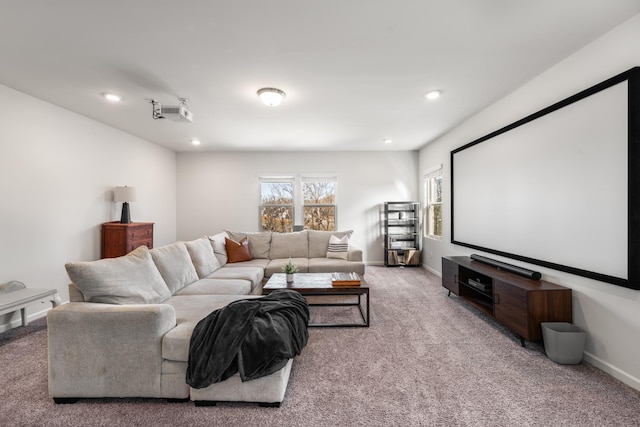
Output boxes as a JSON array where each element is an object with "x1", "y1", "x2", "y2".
[{"x1": 442, "y1": 256, "x2": 572, "y2": 346}]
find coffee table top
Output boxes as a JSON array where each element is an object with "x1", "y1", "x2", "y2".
[{"x1": 263, "y1": 273, "x2": 366, "y2": 292}]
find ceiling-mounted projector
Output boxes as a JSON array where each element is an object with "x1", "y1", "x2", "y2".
[
  {"x1": 159, "y1": 104, "x2": 194, "y2": 122},
  {"x1": 149, "y1": 98, "x2": 194, "y2": 123}
]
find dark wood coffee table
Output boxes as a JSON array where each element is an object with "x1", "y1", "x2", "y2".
[{"x1": 263, "y1": 273, "x2": 369, "y2": 327}]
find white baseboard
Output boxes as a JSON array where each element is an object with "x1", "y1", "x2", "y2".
[
  {"x1": 423, "y1": 264, "x2": 441, "y2": 277},
  {"x1": 583, "y1": 352, "x2": 640, "y2": 392},
  {"x1": 0, "y1": 308, "x2": 50, "y2": 333},
  {"x1": 414, "y1": 263, "x2": 640, "y2": 393}
]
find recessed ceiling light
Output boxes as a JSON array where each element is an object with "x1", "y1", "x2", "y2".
[
  {"x1": 191, "y1": 139, "x2": 201, "y2": 146},
  {"x1": 425, "y1": 90, "x2": 442, "y2": 100},
  {"x1": 257, "y1": 88, "x2": 286, "y2": 106},
  {"x1": 102, "y1": 93, "x2": 122, "y2": 102},
  {"x1": 383, "y1": 138, "x2": 393, "y2": 144}
]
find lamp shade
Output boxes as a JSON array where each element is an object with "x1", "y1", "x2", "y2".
[{"x1": 113, "y1": 186, "x2": 137, "y2": 203}]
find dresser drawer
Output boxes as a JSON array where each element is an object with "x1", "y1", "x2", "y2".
[
  {"x1": 128, "y1": 238, "x2": 152, "y2": 253},
  {"x1": 127, "y1": 227, "x2": 153, "y2": 240}
]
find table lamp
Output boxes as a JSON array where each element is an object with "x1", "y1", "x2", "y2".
[{"x1": 113, "y1": 186, "x2": 137, "y2": 224}]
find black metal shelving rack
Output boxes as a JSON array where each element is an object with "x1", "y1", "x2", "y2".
[{"x1": 383, "y1": 201, "x2": 420, "y2": 267}]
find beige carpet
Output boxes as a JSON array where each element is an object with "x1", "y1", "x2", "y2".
[{"x1": 1, "y1": 266, "x2": 639, "y2": 426}]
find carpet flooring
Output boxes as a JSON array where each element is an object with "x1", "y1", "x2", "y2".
[{"x1": 0, "y1": 266, "x2": 639, "y2": 426}]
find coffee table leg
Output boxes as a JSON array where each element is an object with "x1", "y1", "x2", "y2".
[
  {"x1": 365, "y1": 290, "x2": 370, "y2": 326},
  {"x1": 306, "y1": 290, "x2": 370, "y2": 327},
  {"x1": 361, "y1": 290, "x2": 369, "y2": 327},
  {"x1": 355, "y1": 290, "x2": 370, "y2": 327}
]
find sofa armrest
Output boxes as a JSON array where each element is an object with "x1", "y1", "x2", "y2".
[
  {"x1": 47, "y1": 302, "x2": 177, "y2": 399},
  {"x1": 348, "y1": 244, "x2": 363, "y2": 262}
]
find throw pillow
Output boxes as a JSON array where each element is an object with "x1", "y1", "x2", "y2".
[
  {"x1": 225, "y1": 230, "x2": 272, "y2": 259},
  {"x1": 65, "y1": 245, "x2": 171, "y2": 305},
  {"x1": 150, "y1": 242, "x2": 199, "y2": 294},
  {"x1": 308, "y1": 230, "x2": 353, "y2": 258},
  {"x1": 326, "y1": 234, "x2": 349, "y2": 260},
  {"x1": 208, "y1": 232, "x2": 229, "y2": 265},
  {"x1": 225, "y1": 237, "x2": 253, "y2": 263},
  {"x1": 184, "y1": 237, "x2": 221, "y2": 278}
]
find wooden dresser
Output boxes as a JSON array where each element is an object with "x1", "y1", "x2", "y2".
[{"x1": 101, "y1": 222, "x2": 154, "y2": 258}]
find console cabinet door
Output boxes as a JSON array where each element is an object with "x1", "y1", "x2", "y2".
[
  {"x1": 441, "y1": 258, "x2": 459, "y2": 295},
  {"x1": 493, "y1": 279, "x2": 529, "y2": 339}
]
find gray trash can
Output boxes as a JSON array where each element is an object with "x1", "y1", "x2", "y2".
[{"x1": 541, "y1": 322, "x2": 587, "y2": 364}]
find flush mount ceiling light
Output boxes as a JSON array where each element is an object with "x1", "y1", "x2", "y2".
[
  {"x1": 191, "y1": 139, "x2": 201, "y2": 146},
  {"x1": 102, "y1": 93, "x2": 122, "y2": 102},
  {"x1": 257, "y1": 88, "x2": 286, "y2": 106},
  {"x1": 383, "y1": 138, "x2": 393, "y2": 144},
  {"x1": 425, "y1": 90, "x2": 442, "y2": 100}
]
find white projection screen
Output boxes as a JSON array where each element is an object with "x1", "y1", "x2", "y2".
[{"x1": 451, "y1": 67, "x2": 640, "y2": 290}]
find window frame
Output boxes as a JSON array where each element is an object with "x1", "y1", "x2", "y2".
[
  {"x1": 423, "y1": 165, "x2": 443, "y2": 240},
  {"x1": 301, "y1": 175, "x2": 338, "y2": 231},
  {"x1": 259, "y1": 174, "x2": 338, "y2": 232},
  {"x1": 259, "y1": 176, "x2": 295, "y2": 232}
]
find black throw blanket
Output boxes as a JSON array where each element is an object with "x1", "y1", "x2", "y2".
[{"x1": 186, "y1": 289, "x2": 309, "y2": 388}]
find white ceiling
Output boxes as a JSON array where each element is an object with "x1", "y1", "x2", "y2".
[{"x1": 1, "y1": 1, "x2": 638, "y2": 152}]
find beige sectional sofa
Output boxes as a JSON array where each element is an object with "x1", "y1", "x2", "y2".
[
  {"x1": 209, "y1": 229, "x2": 365, "y2": 278},
  {"x1": 47, "y1": 230, "x2": 364, "y2": 406}
]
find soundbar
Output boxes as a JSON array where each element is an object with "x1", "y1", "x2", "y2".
[{"x1": 470, "y1": 254, "x2": 542, "y2": 280}]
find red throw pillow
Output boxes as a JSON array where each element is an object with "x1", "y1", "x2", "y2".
[{"x1": 225, "y1": 237, "x2": 253, "y2": 263}]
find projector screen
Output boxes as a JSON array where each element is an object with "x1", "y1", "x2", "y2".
[{"x1": 451, "y1": 67, "x2": 640, "y2": 290}]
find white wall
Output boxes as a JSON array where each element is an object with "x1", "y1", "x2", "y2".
[
  {"x1": 176, "y1": 151, "x2": 419, "y2": 263},
  {"x1": 419, "y1": 14, "x2": 640, "y2": 390},
  {"x1": 0, "y1": 84, "x2": 176, "y2": 330}
]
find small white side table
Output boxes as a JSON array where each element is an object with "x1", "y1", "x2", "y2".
[{"x1": 0, "y1": 288, "x2": 61, "y2": 326}]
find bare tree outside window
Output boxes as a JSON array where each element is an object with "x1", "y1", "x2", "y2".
[
  {"x1": 303, "y1": 180, "x2": 336, "y2": 231},
  {"x1": 260, "y1": 181, "x2": 294, "y2": 232},
  {"x1": 260, "y1": 175, "x2": 337, "y2": 232}
]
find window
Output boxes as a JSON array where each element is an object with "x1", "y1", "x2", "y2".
[
  {"x1": 302, "y1": 176, "x2": 337, "y2": 231},
  {"x1": 260, "y1": 175, "x2": 337, "y2": 232},
  {"x1": 424, "y1": 165, "x2": 443, "y2": 239},
  {"x1": 260, "y1": 176, "x2": 294, "y2": 232}
]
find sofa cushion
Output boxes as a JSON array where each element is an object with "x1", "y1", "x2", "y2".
[
  {"x1": 173, "y1": 278, "x2": 252, "y2": 296},
  {"x1": 308, "y1": 257, "x2": 366, "y2": 275},
  {"x1": 162, "y1": 294, "x2": 261, "y2": 362},
  {"x1": 208, "y1": 232, "x2": 229, "y2": 265},
  {"x1": 269, "y1": 231, "x2": 309, "y2": 259},
  {"x1": 225, "y1": 230, "x2": 272, "y2": 259},
  {"x1": 220, "y1": 258, "x2": 270, "y2": 270},
  {"x1": 225, "y1": 237, "x2": 253, "y2": 263},
  {"x1": 150, "y1": 242, "x2": 199, "y2": 295},
  {"x1": 184, "y1": 237, "x2": 221, "y2": 278},
  {"x1": 206, "y1": 266, "x2": 265, "y2": 294},
  {"x1": 265, "y1": 258, "x2": 309, "y2": 278},
  {"x1": 65, "y1": 245, "x2": 171, "y2": 304},
  {"x1": 308, "y1": 230, "x2": 353, "y2": 258},
  {"x1": 326, "y1": 234, "x2": 349, "y2": 260},
  {"x1": 189, "y1": 359, "x2": 293, "y2": 404}
]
